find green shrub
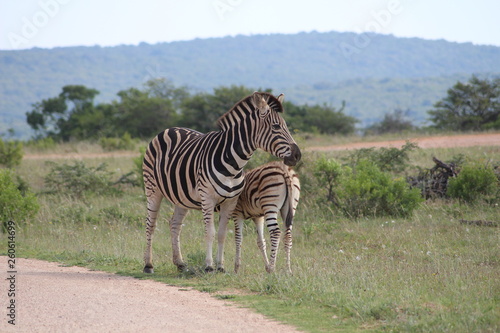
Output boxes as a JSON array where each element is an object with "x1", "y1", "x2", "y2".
[
  {"x1": 133, "y1": 147, "x2": 146, "y2": 187},
  {"x1": 44, "y1": 161, "x2": 121, "y2": 198},
  {"x1": 99, "y1": 132, "x2": 136, "y2": 151},
  {"x1": 25, "y1": 137, "x2": 56, "y2": 151},
  {"x1": 448, "y1": 163, "x2": 498, "y2": 202},
  {"x1": 343, "y1": 141, "x2": 419, "y2": 174},
  {"x1": 340, "y1": 160, "x2": 423, "y2": 218},
  {"x1": 244, "y1": 149, "x2": 280, "y2": 170},
  {"x1": 313, "y1": 157, "x2": 423, "y2": 218},
  {"x1": 313, "y1": 156, "x2": 346, "y2": 205},
  {"x1": 0, "y1": 169, "x2": 39, "y2": 222},
  {"x1": 0, "y1": 138, "x2": 24, "y2": 168}
]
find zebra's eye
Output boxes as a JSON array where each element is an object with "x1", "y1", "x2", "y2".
[{"x1": 272, "y1": 124, "x2": 281, "y2": 130}]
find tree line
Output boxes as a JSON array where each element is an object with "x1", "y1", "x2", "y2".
[
  {"x1": 25, "y1": 75, "x2": 500, "y2": 141},
  {"x1": 25, "y1": 79, "x2": 356, "y2": 141}
]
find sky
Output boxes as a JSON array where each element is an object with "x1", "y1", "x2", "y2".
[{"x1": 1, "y1": 0, "x2": 500, "y2": 50}]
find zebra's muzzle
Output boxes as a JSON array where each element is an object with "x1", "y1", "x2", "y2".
[{"x1": 284, "y1": 144, "x2": 301, "y2": 166}]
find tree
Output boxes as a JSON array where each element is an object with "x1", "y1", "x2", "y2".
[
  {"x1": 428, "y1": 75, "x2": 500, "y2": 131},
  {"x1": 180, "y1": 85, "x2": 256, "y2": 132},
  {"x1": 144, "y1": 78, "x2": 189, "y2": 108},
  {"x1": 26, "y1": 85, "x2": 100, "y2": 140},
  {"x1": 112, "y1": 88, "x2": 174, "y2": 138},
  {"x1": 284, "y1": 101, "x2": 357, "y2": 135},
  {"x1": 366, "y1": 108, "x2": 415, "y2": 134},
  {"x1": 26, "y1": 95, "x2": 67, "y2": 139},
  {"x1": 26, "y1": 80, "x2": 189, "y2": 140},
  {"x1": 112, "y1": 79, "x2": 188, "y2": 138}
]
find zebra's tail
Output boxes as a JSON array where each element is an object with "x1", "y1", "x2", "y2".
[{"x1": 283, "y1": 165, "x2": 295, "y2": 229}]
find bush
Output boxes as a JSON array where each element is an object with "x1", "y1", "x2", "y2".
[
  {"x1": 132, "y1": 147, "x2": 146, "y2": 188},
  {"x1": 25, "y1": 137, "x2": 57, "y2": 151},
  {"x1": 365, "y1": 109, "x2": 415, "y2": 135},
  {"x1": 340, "y1": 160, "x2": 423, "y2": 218},
  {"x1": 0, "y1": 138, "x2": 24, "y2": 168},
  {"x1": 0, "y1": 169, "x2": 39, "y2": 222},
  {"x1": 313, "y1": 156, "x2": 346, "y2": 205},
  {"x1": 99, "y1": 132, "x2": 136, "y2": 151},
  {"x1": 448, "y1": 163, "x2": 498, "y2": 202},
  {"x1": 314, "y1": 157, "x2": 423, "y2": 218},
  {"x1": 244, "y1": 149, "x2": 280, "y2": 171},
  {"x1": 343, "y1": 141, "x2": 419, "y2": 174},
  {"x1": 44, "y1": 161, "x2": 121, "y2": 198}
]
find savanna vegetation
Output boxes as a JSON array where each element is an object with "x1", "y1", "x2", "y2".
[
  {"x1": 1, "y1": 75, "x2": 499, "y2": 332},
  {"x1": 2, "y1": 135, "x2": 499, "y2": 332}
]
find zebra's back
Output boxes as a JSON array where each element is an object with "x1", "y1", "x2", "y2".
[
  {"x1": 234, "y1": 161, "x2": 300, "y2": 224},
  {"x1": 143, "y1": 127, "x2": 246, "y2": 210}
]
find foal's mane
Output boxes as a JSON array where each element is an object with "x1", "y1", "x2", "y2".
[{"x1": 216, "y1": 92, "x2": 284, "y2": 129}]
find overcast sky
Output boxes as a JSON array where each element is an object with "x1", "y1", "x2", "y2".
[{"x1": 1, "y1": 0, "x2": 500, "y2": 50}]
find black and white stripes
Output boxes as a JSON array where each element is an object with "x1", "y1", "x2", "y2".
[
  {"x1": 142, "y1": 92, "x2": 301, "y2": 273},
  {"x1": 233, "y1": 161, "x2": 301, "y2": 273}
]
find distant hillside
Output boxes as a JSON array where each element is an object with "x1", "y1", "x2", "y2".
[{"x1": 1, "y1": 31, "x2": 500, "y2": 138}]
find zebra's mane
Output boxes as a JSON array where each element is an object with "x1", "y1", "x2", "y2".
[{"x1": 216, "y1": 92, "x2": 284, "y2": 130}]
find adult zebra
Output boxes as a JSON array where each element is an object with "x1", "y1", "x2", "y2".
[
  {"x1": 233, "y1": 161, "x2": 300, "y2": 274},
  {"x1": 142, "y1": 92, "x2": 301, "y2": 273}
]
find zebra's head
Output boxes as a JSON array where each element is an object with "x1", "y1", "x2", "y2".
[{"x1": 250, "y1": 92, "x2": 301, "y2": 166}]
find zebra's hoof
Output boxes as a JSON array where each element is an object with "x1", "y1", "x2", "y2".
[
  {"x1": 143, "y1": 266, "x2": 154, "y2": 274},
  {"x1": 265, "y1": 266, "x2": 275, "y2": 274},
  {"x1": 176, "y1": 264, "x2": 187, "y2": 272},
  {"x1": 217, "y1": 267, "x2": 225, "y2": 273},
  {"x1": 204, "y1": 266, "x2": 215, "y2": 273}
]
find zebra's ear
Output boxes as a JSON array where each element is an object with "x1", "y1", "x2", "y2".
[{"x1": 277, "y1": 93, "x2": 285, "y2": 104}]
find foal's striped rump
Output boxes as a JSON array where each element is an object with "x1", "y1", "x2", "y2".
[{"x1": 233, "y1": 161, "x2": 301, "y2": 273}]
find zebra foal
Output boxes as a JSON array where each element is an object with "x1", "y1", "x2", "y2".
[
  {"x1": 142, "y1": 92, "x2": 301, "y2": 273},
  {"x1": 233, "y1": 161, "x2": 300, "y2": 274}
]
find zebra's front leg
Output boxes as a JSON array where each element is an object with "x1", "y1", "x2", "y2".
[
  {"x1": 254, "y1": 217, "x2": 271, "y2": 272},
  {"x1": 201, "y1": 201, "x2": 217, "y2": 272},
  {"x1": 144, "y1": 193, "x2": 162, "y2": 274},
  {"x1": 265, "y1": 212, "x2": 281, "y2": 273},
  {"x1": 169, "y1": 206, "x2": 189, "y2": 271},
  {"x1": 216, "y1": 198, "x2": 238, "y2": 273}
]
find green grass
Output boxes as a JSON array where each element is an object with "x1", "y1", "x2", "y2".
[{"x1": 6, "y1": 141, "x2": 500, "y2": 332}]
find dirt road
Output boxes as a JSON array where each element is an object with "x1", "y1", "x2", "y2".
[
  {"x1": 1, "y1": 257, "x2": 299, "y2": 333},
  {"x1": 306, "y1": 133, "x2": 500, "y2": 151}
]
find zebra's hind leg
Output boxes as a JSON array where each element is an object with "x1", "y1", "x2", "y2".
[
  {"x1": 284, "y1": 225, "x2": 293, "y2": 274},
  {"x1": 169, "y1": 206, "x2": 189, "y2": 271},
  {"x1": 234, "y1": 218, "x2": 244, "y2": 273},
  {"x1": 144, "y1": 193, "x2": 163, "y2": 274},
  {"x1": 265, "y1": 212, "x2": 281, "y2": 273},
  {"x1": 254, "y1": 217, "x2": 271, "y2": 272}
]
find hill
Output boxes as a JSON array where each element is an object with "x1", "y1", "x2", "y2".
[{"x1": 1, "y1": 31, "x2": 499, "y2": 138}]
